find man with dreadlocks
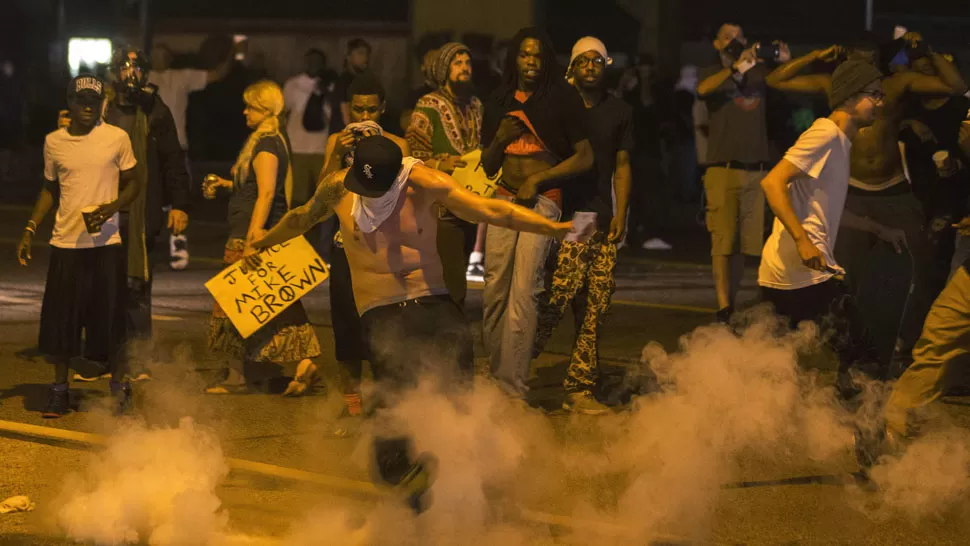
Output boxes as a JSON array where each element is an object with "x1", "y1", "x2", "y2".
[
  {"x1": 406, "y1": 42, "x2": 483, "y2": 306},
  {"x1": 480, "y1": 27, "x2": 594, "y2": 399}
]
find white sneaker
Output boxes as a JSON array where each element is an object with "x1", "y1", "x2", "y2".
[
  {"x1": 562, "y1": 392, "x2": 609, "y2": 415},
  {"x1": 641, "y1": 238, "x2": 673, "y2": 251},
  {"x1": 466, "y1": 263, "x2": 485, "y2": 283},
  {"x1": 169, "y1": 234, "x2": 189, "y2": 270}
]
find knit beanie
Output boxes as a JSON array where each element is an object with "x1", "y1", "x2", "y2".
[
  {"x1": 433, "y1": 42, "x2": 471, "y2": 88},
  {"x1": 829, "y1": 60, "x2": 883, "y2": 109}
]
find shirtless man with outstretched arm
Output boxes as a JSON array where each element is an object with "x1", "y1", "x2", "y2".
[{"x1": 252, "y1": 136, "x2": 571, "y2": 511}]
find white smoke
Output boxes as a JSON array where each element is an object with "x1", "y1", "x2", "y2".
[
  {"x1": 852, "y1": 427, "x2": 970, "y2": 522},
  {"x1": 56, "y1": 417, "x2": 229, "y2": 545},
  {"x1": 53, "y1": 311, "x2": 970, "y2": 544}
]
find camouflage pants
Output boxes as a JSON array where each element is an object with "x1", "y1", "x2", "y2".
[{"x1": 534, "y1": 230, "x2": 617, "y2": 394}]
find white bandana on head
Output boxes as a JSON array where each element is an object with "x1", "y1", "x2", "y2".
[{"x1": 351, "y1": 156, "x2": 423, "y2": 233}]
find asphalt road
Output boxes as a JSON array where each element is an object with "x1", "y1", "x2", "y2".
[{"x1": 1, "y1": 203, "x2": 969, "y2": 545}]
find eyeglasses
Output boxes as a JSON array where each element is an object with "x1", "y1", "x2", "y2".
[
  {"x1": 574, "y1": 56, "x2": 606, "y2": 68},
  {"x1": 860, "y1": 89, "x2": 885, "y2": 101}
]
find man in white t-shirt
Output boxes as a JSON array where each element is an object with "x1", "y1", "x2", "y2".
[
  {"x1": 759, "y1": 60, "x2": 905, "y2": 396},
  {"x1": 15, "y1": 75, "x2": 141, "y2": 418},
  {"x1": 284, "y1": 49, "x2": 332, "y2": 206},
  {"x1": 147, "y1": 43, "x2": 230, "y2": 151}
]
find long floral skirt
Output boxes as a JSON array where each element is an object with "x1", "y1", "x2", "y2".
[{"x1": 207, "y1": 239, "x2": 321, "y2": 363}]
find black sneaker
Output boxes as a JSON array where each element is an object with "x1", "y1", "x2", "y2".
[
  {"x1": 42, "y1": 388, "x2": 70, "y2": 419},
  {"x1": 716, "y1": 305, "x2": 734, "y2": 325},
  {"x1": 854, "y1": 422, "x2": 903, "y2": 476},
  {"x1": 110, "y1": 381, "x2": 133, "y2": 416},
  {"x1": 372, "y1": 437, "x2": 438, "y2": 514}
]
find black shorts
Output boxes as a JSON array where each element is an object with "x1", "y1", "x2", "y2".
[
  {"x1": 329, "y1": 244, "x2": 368, "y2": 362},
  {"x1": 39, "y1": 245, "x2": 126, "y2": 363}
]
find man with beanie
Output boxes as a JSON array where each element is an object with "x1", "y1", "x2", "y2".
[
  {"x1": 251, "y1": 135, "x2": 571, "y2": 511},
  {"x1": 16, "y1": 75, "x2": 141, "y2": 417},
  {"x1": 766, "y1": 33, "x2": 967, "y2": 377},
  {"x1": 697, "y1": 23, "x2": 791, "y2": 324},
  {"x1": 759, "y1": 61, "x2": 892, "y2": 392},
  {"x1": 406, "y1": 42, "x2": 483, "y2": 305},
  {"x1": 532, "y1": 36, "x2": 633, "y2": 414}
]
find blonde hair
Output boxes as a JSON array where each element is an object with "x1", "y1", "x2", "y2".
[{"x1": 232, "y1": 80, "x2": 294, "y2": 206}]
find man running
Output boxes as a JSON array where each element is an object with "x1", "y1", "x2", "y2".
[
  {"x1": 252, "y1": 135, "x2": 570, "y2": 507},
  {"x1": 766, "y1": 33, "x2": 967, "y2": 373},
  {"x1": 759, "y1": 60, "x2": 888, "y2": 397}
]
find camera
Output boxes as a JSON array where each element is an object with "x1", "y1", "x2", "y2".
[
  {"x1": 723, "y1": 39, "x2": 745, "y2": 60},
  {"x1": 756, "y1": 43, "x2": 781, "y2": 61}
]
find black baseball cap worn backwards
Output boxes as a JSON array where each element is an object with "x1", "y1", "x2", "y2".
[{"x1": 344, "y1": 135, "x2": 405, "y2": 198}]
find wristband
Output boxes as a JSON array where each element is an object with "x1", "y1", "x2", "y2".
[{"x1": 24, "y1": 226, "x2": 35, "y2": 235}]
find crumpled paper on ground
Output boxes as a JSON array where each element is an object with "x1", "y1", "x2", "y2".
[{"x1": 0, "y1": 495, "x2": 35, "y2": 514}]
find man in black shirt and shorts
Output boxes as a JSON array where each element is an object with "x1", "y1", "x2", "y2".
[
  {"x1": 532, "y1": 37, "x2": 633, "y2": 414},
  {"x1": 16, "y1": 75, "x2": 141, "y2": 417}
]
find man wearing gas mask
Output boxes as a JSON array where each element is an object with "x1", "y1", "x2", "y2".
[
  {"x1": 696, "y1": 23, "x2": 791, "y2": 324},
  {"x1": 85, "y1": 45, "x2": 191, "y2": 380}
]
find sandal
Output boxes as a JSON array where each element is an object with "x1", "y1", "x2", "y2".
[{"x1": 282, "y1": 360, "x2": 318, "y2": 397}]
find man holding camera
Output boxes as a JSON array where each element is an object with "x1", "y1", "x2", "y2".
[
  {"x1": 766, "y1": 32, "x2": 967, "y2": 374},
  {"x1": 696, "y1": 23, "x2": 790, "y2": 323}
]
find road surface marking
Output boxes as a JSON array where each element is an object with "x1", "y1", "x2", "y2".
[
  {"x1": 0, "y1": 418, "x2": 702, "y2": 542},
  {"x1": 0, "y1": 293, "x2": 39, "y2": 305},
  {"x1": 151, "y1": 314, "x2": 183, "y2": 321}
]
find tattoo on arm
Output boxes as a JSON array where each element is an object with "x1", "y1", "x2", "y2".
[
  {"x1": 292, "y1": 171, "x2": 347, "y2": 229},
  {"x1": 257, "y1": 171, "x2": 347, "y2": 248}
]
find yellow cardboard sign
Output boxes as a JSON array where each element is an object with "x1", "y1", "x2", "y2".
[
  {"x1": 205, "y1": 236, "x2": 328, "y2": 339},
  {"x1": 450, "y1": 149, "x2": 501, "y2": 198}
]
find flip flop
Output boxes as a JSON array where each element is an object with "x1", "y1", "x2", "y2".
[{"x1": 282, "y1": 361, "x2": 319, "y2": 397}]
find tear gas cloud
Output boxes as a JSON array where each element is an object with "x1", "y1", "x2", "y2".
[{"x1": 54, "y1": 312, "x2": 970, "y2": 544}]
